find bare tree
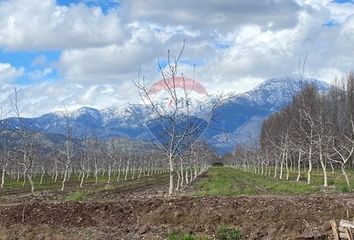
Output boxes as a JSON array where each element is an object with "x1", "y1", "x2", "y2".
[
  {"x1": 10, "y1": 83, "x2": 38, "y2": 193},
  {"x1": 57, "y1": 109, "x2": 75, "y2": 191},
  {"x1": 328, "y1": 74, "x2": 354, "y2": 187},
  {"x1": 0, "y1": 107, "x2": 10, "y2": 189},
  {"x1": 136, "y1": 42, "x2": 223, "y2": 195}
]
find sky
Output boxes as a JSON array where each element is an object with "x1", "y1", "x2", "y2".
[{"x1": 0, "y1": 0, "x2": 354, "y2": 117}]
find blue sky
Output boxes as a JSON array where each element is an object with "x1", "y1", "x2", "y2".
[
  {"x1": 334, "y1": 0, "x2": 354, "y2": 3},
  {"x1": 0, "y1": 0, "x2": 120, "y2": 86},
  {"x1": 56, "y1": 0, "x2": 120, "y2": 14},
  {"x1": 0, "y1": 0, "x2": 354, "y2": 116},
  {"x1": 0, "y1": 50, "x2": 60, "y2": 84}
]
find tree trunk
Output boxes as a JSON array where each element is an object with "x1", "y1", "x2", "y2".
[
  {"x1": 138, "y1": 168, "x2": 142, "y2": 179},
  {"x1": 296, "y1": 150, "x2": 302, "y2": 182},
  {"x1": 193, "y1": 166, "x2": 198, "y2": 180},
  {"x1": 1, "y1": 168, "x2": 5, "y2": 189},
  {"x1": 189, "y1": 167, "x2": 193, "y2": 183},
  {"x1": 185, "y1": 167, "x2": 189, "y2": 185},
  {"x1": 94, "y1": 161, "x2": 98, "y2": 185},
  {"x1": 80, "y1": 170, "x2": 85, "y2": 188},
  {"x1": 175, "y1": 170, "x2": 180, "y2": 191},
  {"x1": 180, "y1": 161, "x2": 184, "y2": 187},
  {"x1": 107, "y1": 164, "x2": 112, "y2": 184},
  {"x1": 124, "y1": 161, "x2": 130, "y2": 181},
  {"x1": 40, "y1": 170, "x2": 45, "y2": 185},
  {"x1": 285, "y1": 150, "x2": 289, "y2": 180},
  {"x1": 279, "y1": 154, "x2": 284, "y2": 180},
  {"x1": 341, "y1": 164, "x2": 350, "y2": 187},
  {"x1": 61, "y1": 167, "x2": 68, "y2": 191},
  {"x1": 22, "y1": 169, "x2": 26, "y2": 187},
  {"x1": 168, "y1": 155, "x2": 174, "y2": 196},
  {"x1": 131, "y1": 166, "x2": 135, "y2": 180},
  {"x1": 28, "y1": 173, "x2": 35, "y2": 193},
  {"x1": 274, "y1": 161, "x2": 278, "y2": 178},
  {"x1": 307, "y1": 144, "x2": 312, "y2": 184},
  {"x1": 54, "y1": 162, "x2": 58, "y2": 183},
  {"x1": 330, "y1": 163, "x2": 335, "y2": 174},
  {"x1": 319, "y1": 147, "x2": 327, "y2": 187},
  {"x1": 116, "y1": 164, "x2": 121, "y2": 182}
]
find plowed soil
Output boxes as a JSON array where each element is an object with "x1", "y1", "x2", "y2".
[{"x1": 1, "y1": 175, "x2": 353, "y2": 239}]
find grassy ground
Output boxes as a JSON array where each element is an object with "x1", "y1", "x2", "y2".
[
  {"x1": 287, "y1": 167, "x2": 354, "y2": 192},
  {"x1": 197, "y1": 167, "x2": 354, "y2": 196},
  {"x1": 3, "y1": 166, "x2": 353, "y2": 197}
]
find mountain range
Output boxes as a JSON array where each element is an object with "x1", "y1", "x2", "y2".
[{"x1": 0, "y1": 77, "x2": 331, "y2": 154}]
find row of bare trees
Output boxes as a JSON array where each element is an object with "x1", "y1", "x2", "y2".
[
  {"x1": 0, "y1": 132, "x2": 161, "y2": 190},
  {"x1": 227, "y1": 73, "x2": 354, "y2": 188},
  {"x1": 0, "y1": 127, "x2": 215, "y2": 193}
]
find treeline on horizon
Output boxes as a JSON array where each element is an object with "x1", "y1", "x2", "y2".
[{"x1": 232, "y1": 73, "x2": 354, "y2": 188}]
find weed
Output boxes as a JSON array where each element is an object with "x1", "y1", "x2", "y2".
[
  {"x1": 339, "y1": 184, "x2": 350, "y2": 193},
  {"x1": 65, "y1": 191, "x2": 86, "y2": 202},
  {"x1": 216, "y1": 225, "x2": 243, "y2": 240},
  {"x1": 328, "y1": 179, "x2": 335, "y2": 185},
  {"x1": 167, "y1": 230, "x2": 197, "y2": 240}
]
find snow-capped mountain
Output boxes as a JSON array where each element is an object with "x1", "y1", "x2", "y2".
[
  {"x1": 0, "y1": 77, "x2": 331, "y2": 153},
  {"x1": 210, "y1": 77, "x2": 331, "y2": 152},
  {"x1": 2, "y1": 104, "x2": 146, "y2": 139},
  {"x1": 229, "y1": 77, "x2": 330, "y2": 110}
]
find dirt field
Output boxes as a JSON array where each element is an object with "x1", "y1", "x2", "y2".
[{"x1": 1, "y1": 172, "x2": 353, "y2": 239}]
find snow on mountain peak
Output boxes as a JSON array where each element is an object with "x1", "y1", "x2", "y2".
[
  {"x1": 0, "y1": 76, "x2": 333, "y2": 153},
  {"x1": 231, "y1": 77, "x2": 331, "y2": 111}
]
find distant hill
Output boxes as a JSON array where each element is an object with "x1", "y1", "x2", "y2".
[
  {"x1": 0, "y1": 77, "x2": 331, "y2": 154},
  {"x1": 209, "y1": 77, "x2": 331, "y2": 152}
]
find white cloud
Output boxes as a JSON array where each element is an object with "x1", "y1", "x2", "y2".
[
  {"x1": 124, "y1": 0, "x2": 301, "y2": 32},
  {"x1": 0, "y1": 80, "x2": 137, "y2": 117},
  {"x1": 1, "y1": 0, "x2": 354, "y2": 116},
  {"x1": 327, "y1": 1, "x2": 354, "y2": 23},
  {"x1": 0, "y1": 63, "x2": 24, "y2": 109},
  {"x1": 0, "y1": 63, "x2": 23, "y2": 83},
  {"x1": 192, "y1": 1, "x2": 354, "y2": 88},
  {"x1": 0, "y1": 0, "x2": 124, "y2": 50},
  {"x1": 28, "y1": 68, "x2": 54, "y2": 80},
  {"x1": 57, "y1": 21, "x2": 212, "y2": 83}
]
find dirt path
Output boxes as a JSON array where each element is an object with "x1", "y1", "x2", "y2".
[
  {"x1": 0, "y1": 174, "x2": 170, "y2": 206},
  {"x1": 1, "y1": 173, "x2": 354, "y2": 240},
  {"x1": 85, "y1": 174, "x2": 171, "y2": 202},
  {"x1": 1, "y1": 193, "x2": 354, "y2": 239}
]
